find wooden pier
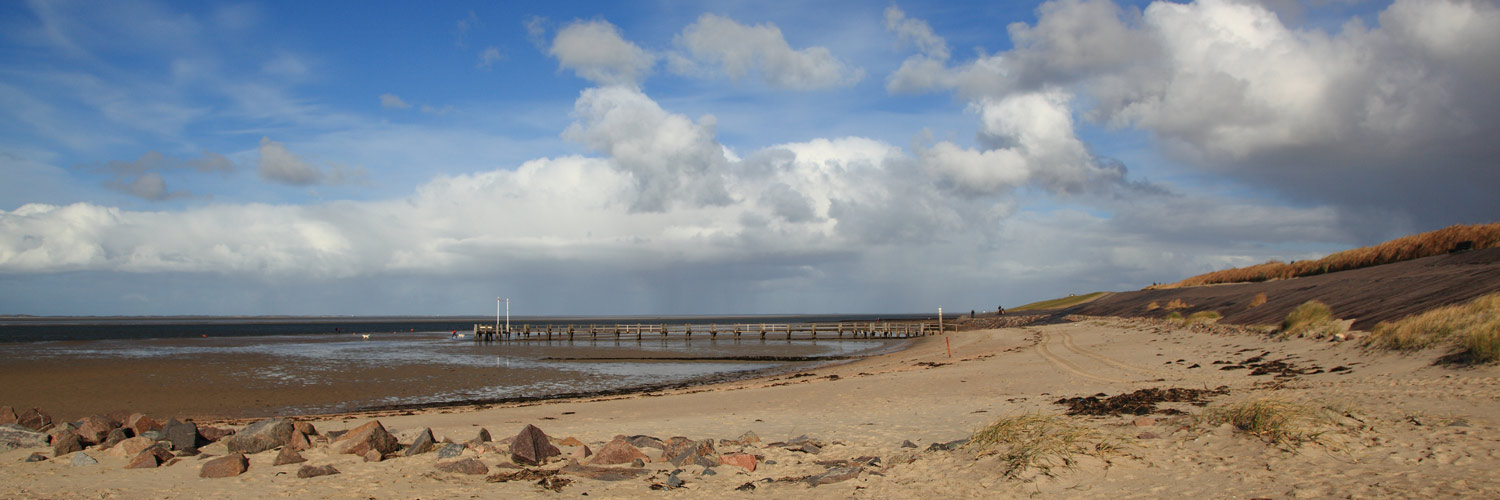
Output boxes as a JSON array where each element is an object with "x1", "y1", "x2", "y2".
[{"x1": 470, "y1": 321, "x2": 951, "y2": 342}]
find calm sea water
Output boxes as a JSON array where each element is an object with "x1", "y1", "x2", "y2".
[{"x1": 0, "y1": 315, "x2": 922, "y2": 415}]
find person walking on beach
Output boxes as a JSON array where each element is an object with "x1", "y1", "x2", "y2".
[{"x1": 998, "y1": 305, "x2": 1005, "y2": 316}]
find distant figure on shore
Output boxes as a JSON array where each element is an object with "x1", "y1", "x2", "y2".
[
  {"x1": 970, "y1": 310, "x2": 975, "y2": 318},
  {"x1": 998, "y1": 305, "x2": 1005, "y2": 316}
]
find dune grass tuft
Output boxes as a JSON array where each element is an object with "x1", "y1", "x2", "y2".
[
  {"x1": 1163, "y1": 311, "x2": 1182, "y2": 322},
  {"x1": 1365, "y1": 292, "x2": 1500, "y2": 363},
  {"x1": 968, "y1": 414, "x2": 1118, "y2": 479},
  {"x1": 1249, "y1": 292, "x2": 1268, "y2": 308},
  {"x1": 1145, "y1": 301, "x2": 1160, "y2": 311},
  {"x1": 1277, "y1": 300, "x2": 1344, "y2": 339},
  {"x1": 1204, "y1": 397, "x2": 1334, "y2": 447},
  {"x1": 1184, "y1": 310, "x2": 1221, "y2": 326}
]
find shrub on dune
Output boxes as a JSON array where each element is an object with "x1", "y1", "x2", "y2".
[{"x1": 1366, "y1": 292, "x2": 1500, "y2": 363}]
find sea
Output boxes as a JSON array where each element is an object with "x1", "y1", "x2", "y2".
[{"x1": 0, "y1": 314, "x2": 927, "y2": 416}]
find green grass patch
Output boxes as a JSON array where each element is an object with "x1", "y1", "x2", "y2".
[{"x1": 1011, "y1": 292, "x2": 1109, "y2": 311}]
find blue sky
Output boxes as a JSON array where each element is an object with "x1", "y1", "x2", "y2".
[{"x1": 2, "y1": 0, "x2": 1496, "y2": 316}]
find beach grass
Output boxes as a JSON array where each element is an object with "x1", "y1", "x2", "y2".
[
  {"x1": 1365, "y1": 292, "x2": 1500, "y2": 363},
  {"x1": 1205, "y1": 397, "x2": 1333, "y2": 447},
  {"x1": 968, "y1": 413, "x2": 1118, "y2": 478},
  {"x1": 1277, "y1": 300, "x2": 1343, "y2": 339},
  {"x1": 1154, "y1": 223, "x2": 1500, "y2": 289},
  {"x1": 1012, "y1": 292, "x2": 1109, "y2": 311},
  {"x1": 1249, "y1": 292, "x2": 1268, "y2": 308},
  {"x1": 1184, "y1": 310, "x2": 1221, "y2": 326}
]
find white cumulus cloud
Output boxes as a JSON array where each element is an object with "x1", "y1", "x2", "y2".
[
  {"x1": 669, "y1": 14, "x2": 864, "y2": 90},
  {"x1": 549, "y1": 20, "x2": 654, "y2": 86}
]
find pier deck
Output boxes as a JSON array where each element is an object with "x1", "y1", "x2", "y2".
[{"x1": 470, "y1": 321, "x2": 950, "y2": 342}]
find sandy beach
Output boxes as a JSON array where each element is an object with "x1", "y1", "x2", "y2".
[{"x1": 5, "y1": 317, "x2": 1499, "y2": 498}]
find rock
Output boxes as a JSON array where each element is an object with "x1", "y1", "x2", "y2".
[
  {"x1": 900, "y1": 440, "x2": 918, "y2": 448},
  {"x1": 363, "y1": 450, "x2": 383, "y2": 462},
  {"x1": 0, "y1": 406, "x2": 16, "y2": 426},
  {"x1": 665, "y1": 470, "x2": 684, "y2": 489},
  {"x1": 0, "y1": 424, "x2": 49, "y2": 450},
  {"x1": 466, "y1": 428, "x2": 492, "y2": 448},
  {"x1": 587, "y1": 438, "x2": 650, "y2": 465},
  {"x1": 403, "y1": 428, "x2": 436, "y2": 456},
  {"x1": 126, "y1": 446, "x2": 173, "y2": 469},
  {"x1": 70, "y1": 452, "x2": 98, "y2": 467},
  {"x1": 1137, "y1": 432, "x2": 1161, "y2": 440},
  {"x1": 273, "y1": 446, "x2": 307, "y2": 466},
  {"x1": 226, "y1": 417, "x2": 293, "y2": 455},
  {"x1": 925, "y1": 439, "x2": 968, "y2": 452},
  {"x1": 109, "y1": 436, "x2": 157, "y2": 458},
  {"x1": 559, "y1": 460, "x2": 648, "y2": 481},
  {"x1": 805, "y1": 466, "x2": 861, "y2": 486},
  {"x1": 664, "y1": 438, "x2": 716, "y2": 467},
  {"x1": 293, "y1": 421, "x2": 318, "y2": 436},
  {"x1": 621, "y1": 434, "x2": 664, "y2": 450},
  {"x1": 718, "y1": 452, "x2": 757, "y2": 472},
  {"x1": 288, "y1": 430, "x2": 312, "y2": 451},
  {"x1": 161, "y1": 419, "x2": 201, "y2": 452},
  {"x1": 102, "y1": 427, "x2": 133, "y2": 449},
  {"x1": 199, "y1": 453, "x2": 248, "y2": 478},
  {"x1": 569, "y1": 444, "x2": 592, "y2": 460},
  {"x1": 789, "y1": 442, "x2": 821, "y2": 454},
  {"x1": 436, "y1": 443, "x2": 464, "y2": 459},
  {"x1": 52, "y1": 431, "x2": 84, "y2": 456},
  {"x1": 510, "y1": 424, "x2": 560, "y2": 465},
  {"x1": 331, "y1": 420, "x2": 398, "y2": 457},
  {"x1": 702, "y1": 467, "x2": 717, "y2": 476},
  {"x1": 75, "y1": 415, "x2": 117, "y2": 445},
  {"x1": 659, "y1": 436, "x2": 694, "y2": 460},
  {"x1": 735, "y1": 482, "x2": 756, "y2": 491},
  {"x1": 631, "y1": 458, "x2": 645, "y2": 468},
  {"x1": 436, "y1": 457, "x2": 488, "y2": 475},
  {"x1": 1132, "y1": 416, "x2": 1157, "y2": 427},
  {"x1": 126, "y1": 414, "x2": 161, "y2": 435},
  {"x1": 198, "y1": 426, "x2": 235, "y2": 443},
  {"x1": 16, "y1": 408, "x2": 52, "y2": 432},
  {"x1": 25, "y1": 452, "x2": 47, "y2": 462},
  {"x1": 103, "y1": 410, "x2": 133, "y2": 427},
  {"x1": 297, "y1": 464, "x2": 339, "y2": 478},
  {"x1": 729, "y1": 431, "x2": 760, "y2": 446},
  {"x1": 559, "y1": 436, "x2": 585, "y2": 447}
]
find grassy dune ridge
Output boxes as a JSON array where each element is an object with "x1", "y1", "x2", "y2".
[{"x1": 1155, "y1": 223, "x2": 1500, "y2": 289}]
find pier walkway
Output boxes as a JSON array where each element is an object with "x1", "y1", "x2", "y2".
[{"x1": 470, "y1": 321, "x2": 950, "y2": 342}]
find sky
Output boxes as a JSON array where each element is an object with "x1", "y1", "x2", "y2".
[{"x1": 1, "y1": 0, "x2": 1496, "y2": 316}]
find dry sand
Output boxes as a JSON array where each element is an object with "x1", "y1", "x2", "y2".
[{"x1": 5, "y1": 317, "x2": 1499, "y2": 498}]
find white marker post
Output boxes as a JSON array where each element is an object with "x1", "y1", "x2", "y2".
[{"x1": 497, "y1": 298, "x2": 510, "y2": 335}]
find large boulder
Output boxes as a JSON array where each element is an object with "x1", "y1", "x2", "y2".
[
  {"x1": 330, "y1": 420, "x2": 397, "y2": 457},
  {"x1": 292, "y1": 421, "x2": 318, "y2": 437},
  {"x1": 662, "y1": 437, "x2": 716, "y2": 467},
  {"x1": 287, "y1": 430, "x2": 312, "y2": 451},
  {"x1": 587, "y1": 438, "x2": 650, "y2": 465},
  {"x1": 107, "y1": 436, "x2": 157, "y2": 458},
  {"x1": 719, "y1": 452, "x2": 758, "y2": 472},
  {"x1": 125, "y1": 446, "x2": 174, "y2": 469},
  {"x1": 52, "y1": 431, "x2": 84, "y2": 456},
  {"x1": 198, "y1": 426, "x2": 235, "y2": 444},
  {"x1": 161, "y1": 419, "x2": 201, "y2": 452},
  {"x1": 101, "y1": 427, "x2": 133, "y2": 449},
  {"x1": 16, "y1": 408, "x2": 52, "y2": 431},
  {"x1": 297, "y1": 464, "x2": 339, "y2": 478},
  {"x1": 510, "y1": 424, "x2": 560, "y2": 465},
  {"x1": 126, "y1": 414, "x2": 161, "y2": 435},
  {"x1": 465, "y1": 428, "x2": 491, "y2": 448},
  {"x1": 0, "y1": 424, "x2": 49, "y2": 450},
  {"x1": 402, "y1": 428, "x2": 436, "y2": 457},
  {"x1": 0, "y1": 406, "x2": 16, "y2": 426},
  {"x1": 435, "y1": 458, "x2": 488, "y2": 475},
  {"x1": 225, "y1": 417, "x2": 293, "y2": 455},
  {"x1": 273, "y1": 446, "x2": 306, "y2": 466},
  {"x1": 70, "y1": 452, "x2": 97, "y2": 467},
  {"x1": 199, "y1": 453, "x2": 249, "y2": 478}
]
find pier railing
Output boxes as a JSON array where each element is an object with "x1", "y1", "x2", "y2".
[{"x1": 470, "y1": 321, "x2": 952, "y2": 342}]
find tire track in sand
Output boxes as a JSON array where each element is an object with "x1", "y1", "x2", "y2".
[
  {"x1": 1055, "y1": 328, "x2": 1169, "y2": 378},
  {"x1": 1033, "y1": 329, "x2": 1132, "y2": 384}
]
